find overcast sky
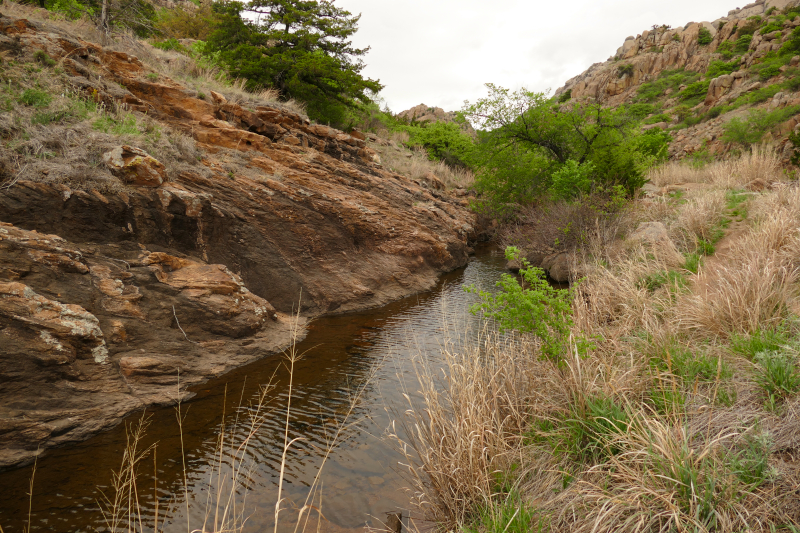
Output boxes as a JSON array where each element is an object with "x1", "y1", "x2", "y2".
[{"x1": 334, "y1": 0, "x2": 742, "y2": 113}]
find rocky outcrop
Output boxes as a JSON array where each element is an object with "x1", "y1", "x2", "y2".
[
  {"x1": 396, "y1": 103, "x2": 476, "y2": 134},
  {"x1": 0, "y1": 14, "x2": 481, "y2": 468},
  {"x1": 0, "y1": 222, "x2": 299, "y2": 469}
]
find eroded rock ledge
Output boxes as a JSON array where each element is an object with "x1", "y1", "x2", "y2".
[{"x1": 0, "y1": 14, "x2": 480, "y2": 469}]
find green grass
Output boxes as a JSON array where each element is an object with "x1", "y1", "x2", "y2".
[
  {"x1": 92, "y1": 113, "x2": 142, "y2": 135},
  {"x1": 730, "y1": 429, "x2": 775, "y2": 487},
  {"x1": 19, "y1": 88, "x2": 51, "y2": 107},
  {"x1": 636, "y1": 69, "x2": 701, "y2": 102},
  {"x1": 684, "y1": 253, "x2": 701, "y2": 274},
  {"x1": 707, "y1": 59, "x2": 740, "y2": 79},
  {"x1": 637, "y1": 270, "x2": 688, "y2": 294},
  {"x1": 465, "y1": 493, "x2": 547, "y2": 533},
  {"x1": 754, "y1": 350, "x2": 800, "y2": 406}
]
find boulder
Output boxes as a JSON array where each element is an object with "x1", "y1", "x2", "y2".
[{"x1": 103, "y1": 145, "x2": 167, "y2": 187}]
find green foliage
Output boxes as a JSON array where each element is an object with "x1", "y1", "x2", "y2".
[
  {"x1": 155, "y1": 2, "x2": 214, "y2": 40},
  {"x1": 465, "y1": 247, "x2": 574, "y2": 361},
  {"x1": 625, "y1": 102, "x2": 655, "y2": 119},
  {"x1": 722, "y1": 106, "x2": 800, "y2": 147},
  {"x1": 44, "y1": 0, "x2": 94, "y2": 20},
  {"x1": 204, "y1": 0, "x2": 383, "y2": 126},
  {"x1": 698, "y1": 27, "x2": 713, "y2": 45},
  {"x1": 734, "y1": 34, "x2": 754, "y2": 53},
  {"x1": 33, "y1": 50, "x2": 56, "y2": 67},
  {"x1": 562, "y1": 395, "x2": 630, "y2": 462},
  {"x1": 706, "y1": 59, "x2": 739, "y2": 79},
  {"x1": 92, "y1": 113, "x2": 141, "y2": 135},
  {"x1": 643, "y1": 113, "x2": 672, "y2": 124},
  {"x1": 730, "y1": 430, "x2": 775, "y2": 487},
  {"x1": 637, "y1": 270, "x2": 688, "y2": 293},
  {"x1": 548, "y1": 160, "x2": 595, "y2": 200},
  {"x1": 19, "y1": 88, "x2": 51, "y2": 107},
  {"x1": 152, "y1": 38, "x2": 188, "y2": 53},
  {"x1": 684, "y1": 252, "x2": 702, "y2": 274},
  {"x1": 649, "y1": 384, "x2": 686, "y2": 415},
  {"x1": 465, "y1": 493, "x2": 545, "y2": 533},
  {"x1": 406, "y1": 121, "x2": 474, "y2": 169},
  {"x1": 761, "y1": 21, "x2": 784, "y2": 34},
  {"x1": 754, "y1": 350, "x2": 800, "y2": 403},
  {"x1": 716, "y1": 40, "x2": 736, "y2": 60},
  {"x1": 671, "y1": 348, "x2": 733, "y2": 385},
  {"x1": 730, "y1": 327, "x2": 792, "y2": 359},
  {"x1": 618, "y1": 63, "x2": 635, "y2": 77},
  {"x1": 558, "y1": 89, "x2": 572, "y2": 103},
  {"x1": 636, "y1": 69, "x2": 701, "y2": 102},
  {"x1": 679, "y1": 80, "x2": 711, "y2": 106},
  {"x1": 781, "y1": 26, "x2": 800, "y2": 55},
  {"x1": 464, "y1": 86, "x2": 656, "y2": 212},
  {"x1": 146, "y1": 72, "x2": 159, "y2": 81}
]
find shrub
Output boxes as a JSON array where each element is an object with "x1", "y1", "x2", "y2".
[
  {"x1": 625, "y1": 102, "x2": 655, "y2": 119},
  {"x1": 717, "y1": 40, "x2": 736, "y2": 60},
  {"x1": 466, "y1": 247, "x2": 574, "y2": 360},
  {"x1": 698, "y1": 27, "x2": 713, "y2": 45},
  {"x1": 152, "y1": 38, "x2": 188, "y2": 53},
  {"x1": 781, "y1": 26, "x2": 800, "y2": 55},
  {"x1": 644, "y1": 113, "x2": 672, "y2": 124},
  {"x1": 761, "y1": 21, "x2": 783, "y2": 34},
  {"x1": 19, "y1": 88, "x2": 51, "y2": 107},
  {"x1": 758, "y1": 63, "x2": 782, "y2": 81},
  {"x1": 618, "y1": 63, "x2": 635, "y2": 78},
  {"x1": 558, "y1": 89, "x2": 572, "y2": 103},
  {"x1": 636, "y1": 69, "x2": 701, "y2": 102},
  {"x1": 679, "y1": 80, "x2": 711, "y2": 105},
  {"x1": 722, "y1": 106, "x2": 800, "y2": 147},
  {"x1": 548, "y1": 160, "x2": 595, "y2": 200},
  {"x1": 155, "y1": 2, "x2": 215, "y2": 40},
  {"x1": 33, "y1": 50, "x2": 56, "y2": 67},
  {"x1": 706, "y1": 59, "x2": 739, "y2": 78},
  {"x1": 406, "y1": 121, "x2": 474, "y2": 169},
  {"x1": 734, "y1": 34, "x2": 753, "y2": 53}
]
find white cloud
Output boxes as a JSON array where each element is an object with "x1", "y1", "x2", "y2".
[{"x1": 336, "y1": 0, "x2": 741, "y2": 112}]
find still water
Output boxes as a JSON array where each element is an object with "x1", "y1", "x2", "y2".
[{"x1": 0, "y1": 245, "x2": 509, "y2": 532}]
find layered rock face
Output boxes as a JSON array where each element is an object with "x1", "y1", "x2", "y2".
[{"x1": 0, "y1": 15, "x2": 479, "y2": 467}]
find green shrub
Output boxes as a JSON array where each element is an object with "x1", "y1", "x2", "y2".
[
  {"x1": 706, "y1": 59, "x2": 739, "y2": 78},
  {"x1": 466, "y1": 247, "x2": 574, "y2": 361},
  {"x1": 636, "y1": 69, "x2": 701, "y2": 102},
  {"x1": 696, "y1": 238, "x2": 716, "y2": 256},
  {"x1": 679, "y1": 80, "x2": 711, "y2": 106},
  {"x1": 722, "y1": 105, "x2": 800, "y2": 147},
  {"x1": 707, "y1": 106, "x2": 724, "y2": 119},
  {"x1": 152, "y1": 38, "x2": 188, "y2": 53},
  {"x1": 698, "y1": 27, "x2": 713, "y2": 45},
  {"x1": 549, "y1": 160, "x2": 595, "y2": 200},
  {"x1": 33, "y1": 50, "x2": 56, "y2": 67},
  {"x1": 644, "y1": 113, "x2": 672, "y2": 124},
  {"x1": 618, "y1": 63, "x2": 635, "y2": 77},
  {"x1": 781, "y1": 26, "x2": 800, "y2": 55},
  {"x1": 406, "y1": 121, "x2": 474, "y2": 169},
  {"x1": 625, "y1": 102, "x2": 655, "y2": 119},
  {"x1": 734, "y1": 34, "x2": 754, "y2": 53},
  {"x1": 558, "y1": 89, "x2": 572, "y2": 103},
  {"x1": 717, "y1": 40, "x2": 736, "y2": 60},
  {"x1": 761, "y1": 21, "x2": 784, "y2": 34},
  {"x1": 759, "y1": 63, "x2": 782, "y2": 81},
  {"x1": 19, "y1": 88, "x2": 51, "y2": 107}
]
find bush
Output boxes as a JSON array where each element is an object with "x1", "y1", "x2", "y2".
[
  {"x1": 734, "y1": 34, "x2": 754, "y2": 53},
  {"x1": 706, "y1": 59, "x2": 739, "y2": 78},
  {"x1": 406, "y1": 121, "x2": 474, "y2": 169},
  {"x1": 558, "y1": 89, "x2": 572, "y2": 103},
  {"x1": 625, "y1": 102, "x2": 655, "y2": 119},
  {"x1": 548, "y1": 160, "x2": 595, "y2": 200},
  {"x1": 722, "y1": 106, "x2": 800, "y2": 147},
  {"x1": 717, "y1": 40, "x2": 736, "y2": 60},
  {"x1": 33, "y1": 50, "x2": 56, "y2": 67},
  {"x1": 781, "y1": 26, "x2": 800, "y2": 55},
  {"x1": 679, "y1": 80, "x2": 711, "y2": 106},
  {"x1": 759, "y1": 63, "x2": 782, "y2": 81},
  {"x1": 466, "y1": 247, "x2": 574, "y2": 360},
  {"x1": 618, "y1": 63, "x2": 635, "y2": 77},
  {"x1": 644, "y1": 113, "x2": 672, "y2": 124},
  {"x1": 636, "y1": 69, "x2": 701, "y2": 102},
  {"x1": 698, "y1": 27, "x2": 713, "y2": 45}
]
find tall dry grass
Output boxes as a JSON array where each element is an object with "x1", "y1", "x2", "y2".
[
  {"x1": 374, "y1": 143, "x2": 475, "y2": 190},
  {"x1": 647, "y1": 145, "x2": 781, "y2": 189}
]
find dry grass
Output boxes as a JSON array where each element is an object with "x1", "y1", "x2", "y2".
[
  {"x1": 389, "y1": 152, "x2": 800, "y2": 533},
  {"x1": 647, "y1": 145, "x2": 782, "y2": 189},
  {"x1": 372, "y1": 142, "x2": 474, "y2": 190}
]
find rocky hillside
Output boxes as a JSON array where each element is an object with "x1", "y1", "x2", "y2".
[
  {"x1": 555, "y1": 0, "x2": 800, "y2": 162},
  {"x1": 0, "y1": 12, "x2": 478, "y2": 468}
]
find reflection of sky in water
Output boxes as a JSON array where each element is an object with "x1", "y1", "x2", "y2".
[{"x1": 0, "y1": 245, "x2": 508, "y2": 532}]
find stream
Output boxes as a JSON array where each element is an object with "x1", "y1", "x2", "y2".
[{"x1": 0, "y1": 244, "x2": 510, "y2": 532}]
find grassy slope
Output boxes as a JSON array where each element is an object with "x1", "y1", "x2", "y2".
[{"x1": 391, "y1": 150, "x2": 800, "y2": 532}]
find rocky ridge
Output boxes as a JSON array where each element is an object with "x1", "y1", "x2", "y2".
[
  {"x1": 0, "y1": 14, "x2": 479, "y2": 468},
  {"x1": 555, "y1": 0, "x2": 800, "y2": 161}
]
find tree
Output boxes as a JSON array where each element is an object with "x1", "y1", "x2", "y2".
[
  {"x1": 462, "y1": 85, "x2": 664, "y2": 213},
  {"x1": 205, "y1": 0, "x2": 383, "y2": 126}
]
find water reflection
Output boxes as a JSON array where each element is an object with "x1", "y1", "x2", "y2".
[{"x1": 0, "y1": 244, "x2": 509, "y2": 532}]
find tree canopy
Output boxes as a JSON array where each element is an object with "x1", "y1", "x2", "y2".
[{"x1": 205, "y1": 0, "x2": 383, "y2": 126}]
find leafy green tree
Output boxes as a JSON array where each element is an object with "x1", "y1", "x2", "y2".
[
  {"x1": 462, "y1": 85, "x2": 656, "y2": 212},
  {"x1": 406, "y1": 122, "x2": 475, "y2": 169},
  {"x1": 204, "y1": 0, "x2": 383, "y2": 126}
]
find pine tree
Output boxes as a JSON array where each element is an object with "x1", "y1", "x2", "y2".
[{"x1": 205, "y1": 0, "x2": 383, "y2": 126}]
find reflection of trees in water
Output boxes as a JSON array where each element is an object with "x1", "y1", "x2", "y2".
[{"x1": 0, "y1": 246, "x2": 509, "y2": 532}]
